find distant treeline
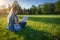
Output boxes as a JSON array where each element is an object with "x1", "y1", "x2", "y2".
[
  {"x1": 0, "y1": 0, "x2": 60, "y2": 15},
  {"x1": 20, "y1": 0, "x2": 60, "y2": 15}
]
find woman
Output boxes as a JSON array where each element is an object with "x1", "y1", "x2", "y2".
[{"x1": 7, "y1": 7, "x2": 27, "y2": 31}]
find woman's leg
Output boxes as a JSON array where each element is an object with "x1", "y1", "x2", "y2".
[
  {"x1": 19, "y1": 16, "x2": 28, "y2": 28},
  {"x1": 6, "y1": 25, "x2": 15, "y2": 30},
  {"x1": 19, "y1": 22, "x2": 27, "y2": 28}
]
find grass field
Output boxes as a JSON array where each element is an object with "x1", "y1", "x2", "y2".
[{"x1": 0, "y1": 15, "x2": 60, "y2": 40}]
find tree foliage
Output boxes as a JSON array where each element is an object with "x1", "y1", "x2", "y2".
[
  {"x1": 55, "y1": 1, "x2": 60, "y2": 14},
  {"x1": 30, "y1": 5, "x2": 37, "y2": 14}
]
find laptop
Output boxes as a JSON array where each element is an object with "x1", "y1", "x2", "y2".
[{"x1": 22, "y1": 16, "x2": 28, "y2": 22}]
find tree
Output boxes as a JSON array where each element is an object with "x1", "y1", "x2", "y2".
[
  {"x1": 37, "y1": 5, "x2": 42, "y2": 14},
  {"x1": 8, "y1": 4, "x2": 11, "y2": 10},
  {"x1": 0, "y1": 5, "x2": 7, "y2": 15},
  {"x1": 30, "y1": 5, "x2": 37, "y2": 14},
  {"x1": 58, "y1": 0, "x2": 60, "y2": 1},
  {"x1": 12, "y1": 0, "x2": 19, "y2": 7},
  {"x1": 23, "y1": 8, "x2": 26, "y2": 15},
  {"x1": 42, "y1": 3, "x2": 50, "y2": 14},
  {"x1": 41, "y1": 3, "x2": 55, "y2": 14},
  {"x1": 11, "y1": 0, "x2": 23, "y2": 15},
  {"x1": 46, "y1": 3, "x2": 55, "y2": 14},
  {"x1": 55, "y1": 1, "x2": 60, "y2": 14}
]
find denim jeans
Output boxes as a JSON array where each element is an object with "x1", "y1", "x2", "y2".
[
  {"x1": 19, "y1": 22, "x2": 26, "y2": 28},
  {"x1": 7, "y1": 22, "x2": 26, "y2": 31}
]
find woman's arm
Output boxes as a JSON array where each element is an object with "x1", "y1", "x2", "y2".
[{"x1": 14, "y1": 17, "x2": 20, "y2": 24}]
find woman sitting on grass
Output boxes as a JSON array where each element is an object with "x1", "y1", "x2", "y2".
[{"x1": 7, "y1": 7, "x2": 28, "y2": 31}]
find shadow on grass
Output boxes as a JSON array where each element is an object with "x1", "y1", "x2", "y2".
[
  {"x1": 15, "y1": 26, "x2": 58, "y2": 40},
  {"x1": 29, "y1": 17, "x2": 60, "y2": 24}
]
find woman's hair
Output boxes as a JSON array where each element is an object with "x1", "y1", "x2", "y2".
[{"x1": 7, "y1": 7, "x2": 18, "y2": 23}]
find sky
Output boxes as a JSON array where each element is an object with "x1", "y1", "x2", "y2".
[{"x1": 0, "y1": 0, "x2": 57, "y2": 9}]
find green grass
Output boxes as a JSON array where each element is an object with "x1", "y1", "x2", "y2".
[{"x1": 0, "y1": 15, "x2": 60, "y2": 40}]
